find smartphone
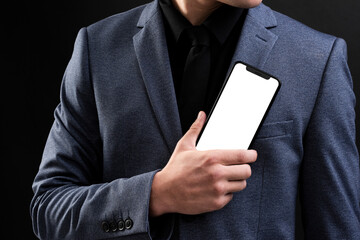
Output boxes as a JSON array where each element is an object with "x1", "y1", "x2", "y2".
[{"x1": 196, "y1": 61, "x2": 281, "y2": 150}]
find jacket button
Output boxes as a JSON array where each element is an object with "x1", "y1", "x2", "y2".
[
  {"x1": 109, "y1": 221, "x2": 118, "y2": 232},
  {"x1": 125, "y1": 218, "x2": 133, "y2": 230},
  {"x1": 118, "y1": 219, "x2": 125, "y2": 231},
  {"x1": 102, "y1": 221, "x2": 110, "y2": 233}
]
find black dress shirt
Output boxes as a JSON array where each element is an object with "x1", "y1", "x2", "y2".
[{"x1": 159, "y1": 0, "x2": 247, "y2": 133}]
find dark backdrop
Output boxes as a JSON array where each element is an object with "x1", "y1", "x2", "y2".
[{"x1": 4, "y1": 0, "x2": 359, "y2": 239}]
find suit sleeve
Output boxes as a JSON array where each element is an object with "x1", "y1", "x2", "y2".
[
  {"x1": 30, "y1": 28, "x2": 159, "y2": 240},
  {"x1": 301, "y1": 38, "x2": 360, "y2": 239}
]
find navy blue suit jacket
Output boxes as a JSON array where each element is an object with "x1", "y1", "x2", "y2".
[{"x1": 31, "y1": 1, "x2": 360, "y2": 239}]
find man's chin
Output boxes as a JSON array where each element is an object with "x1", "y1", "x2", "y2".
[{"x1": 218, "y1": 0, "x2": 263, "y2": 9}]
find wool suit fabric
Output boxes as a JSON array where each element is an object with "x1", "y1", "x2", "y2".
[{"x1": 31, "y1": 1, "x2": 360, "y2": 239}]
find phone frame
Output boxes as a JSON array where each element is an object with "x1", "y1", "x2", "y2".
[{"x1": 196, "y1": 61, "x2": 281, "y2": 149}]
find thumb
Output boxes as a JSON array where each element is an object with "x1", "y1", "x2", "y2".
[{"x1": 182, "y1": 111, "x2": 206, "y2": 149}]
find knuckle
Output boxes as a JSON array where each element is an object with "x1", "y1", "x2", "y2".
[
  {"x1": 213, "y1": 181, "x2": 226, "y2": 196},
  {"x1": 204, "y1": 152, "x2": 218, "y2": 166},
  {"x1": 236, "y1": 150, "x2": 247, "y2": 162},
  {"x1": 189, "y1": 121, "x2": 200, "y2": 131},
  {"x1": 208, "y1": 165, "x2": 224, "y2": 183}
]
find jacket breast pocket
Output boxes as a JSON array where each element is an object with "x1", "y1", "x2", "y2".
[{"x1": 255, "y1": 120, "x2": 293, "y2": 140}]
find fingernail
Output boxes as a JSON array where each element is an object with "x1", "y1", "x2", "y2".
[{"x1": 197, "y1": 111, "x2": 204, "y2": 120}]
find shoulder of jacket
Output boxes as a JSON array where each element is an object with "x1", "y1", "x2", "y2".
[
  {"x1": 264, "y1": 5, "x2": 339, "y2": 58},
  {"x1": 270, "y1": 7, "x2": 336, "y2": 46}
]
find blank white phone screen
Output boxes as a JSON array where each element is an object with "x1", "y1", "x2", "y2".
[{"x1": 196, "y1": 63, "x2": 279, "y2": 150}]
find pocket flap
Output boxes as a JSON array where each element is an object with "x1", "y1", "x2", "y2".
[{"x1": 255, "y1": 120, "x2": 293, "y2": 139}]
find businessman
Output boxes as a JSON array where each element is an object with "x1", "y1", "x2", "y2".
[{"x1": 31, "y1": 0, "x2": 360, "y2": 239}]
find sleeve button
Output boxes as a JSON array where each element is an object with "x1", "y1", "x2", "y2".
[
  {"x1": 109, "y1": 221, "x2": 118, "y2": 232},
  {"x1": 125, "y1": 218, "x2": 133, "y2": 230},
  {"x1": 101, "y1": 221, "x2": 110, "y2": 233},
  {"x1": 118, "y1": 219, "x2": 125, "y2": 231}
]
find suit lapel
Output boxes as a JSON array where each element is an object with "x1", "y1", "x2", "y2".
[
  {"x1": 133, "y1": 1, "x2": 182, "y2": 153},
  {"x1": 132, "y1": 3, "x2": 278, "y2": 151},
  {"x1": 229, "y1": 4, "x2": 278, "y2": 74}
]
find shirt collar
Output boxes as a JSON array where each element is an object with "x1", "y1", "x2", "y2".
[{"x1": 159, "y1": 0, "x2": 244, "y2": 45}]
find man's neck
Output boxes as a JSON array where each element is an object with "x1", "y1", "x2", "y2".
[{"x1": 172, "y1": 0, "x2": 222, "y2": 25}]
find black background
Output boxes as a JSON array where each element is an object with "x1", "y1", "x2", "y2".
[{"x1": 4, "y1": 0, "x2": 359, "y2": 239}]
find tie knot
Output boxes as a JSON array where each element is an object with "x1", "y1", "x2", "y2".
[{"x1": 185, "y1": 26, "x2": 211, "y2": 47}]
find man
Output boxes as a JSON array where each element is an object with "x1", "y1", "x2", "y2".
[{"x1": 31, "y1": 0, "x2": 360, "y2": 239}]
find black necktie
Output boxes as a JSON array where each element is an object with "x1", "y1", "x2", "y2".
[{"x1": 179, "y1": 26, "x2": 211, "y2": 132}]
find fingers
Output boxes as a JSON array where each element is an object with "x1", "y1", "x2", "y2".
[
  {"x1": 222, "y1": 164, "x2": 252, "y2": 181},
  {"x1": 213, "y1": 165, "x2": 250, "y2": 195},
  {"x1": 214, "y1": 164, "x2": 251, "y2": 194},
  {"x1": 225, "y1": 180, "x2": 248, "y2": 193},
  {"x1": 207, "y1": 149, "x2": 257, "y2": 165}
]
